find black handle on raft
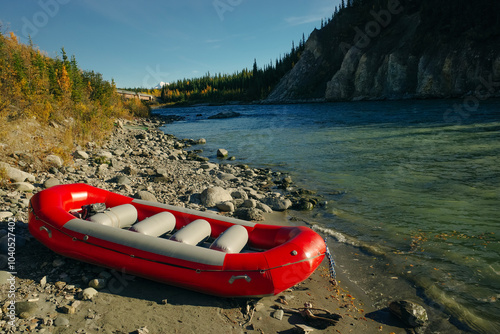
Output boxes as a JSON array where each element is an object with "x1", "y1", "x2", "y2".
[{"x1": 228, "y1": 275, "x2": 251, "y2": 284}]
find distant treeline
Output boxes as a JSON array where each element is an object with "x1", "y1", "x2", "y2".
[{"x1": 160, "y1": 38, "x2": 306, "y2": 104}]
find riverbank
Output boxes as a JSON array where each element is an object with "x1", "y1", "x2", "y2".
[{"x1": 1, "y1": 117, "x2": 438, "y2": 333}]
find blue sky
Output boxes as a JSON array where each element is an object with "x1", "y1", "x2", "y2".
[{"x1": 0, "y1": 0, "x2": 339, "y2": 88}]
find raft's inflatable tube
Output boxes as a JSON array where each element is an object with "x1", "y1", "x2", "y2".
[
  {"x1": 210, "y1": 224, "x2": 249, "y2": 253},
  {"x1": 129, "y1": 211, "x2": 176, "y2": 237},
  {"x1": 89, "y1": 204, "x2": 137, "y2": 228}
]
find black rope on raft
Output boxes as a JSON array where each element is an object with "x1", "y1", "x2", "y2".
[{"x1": 324, "y1": 238, "x2": 337, "y2": 283}]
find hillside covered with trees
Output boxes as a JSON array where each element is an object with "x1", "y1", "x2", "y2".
[
  {"x1": 0, "y1": 31, "x2": 149, "y2": 163},
  {"x1": 160, "y1": 38, "x2": 306, "y2": 104},
  {"x1": 267, "y1": 0, "x2": 500, "y2": 102}
]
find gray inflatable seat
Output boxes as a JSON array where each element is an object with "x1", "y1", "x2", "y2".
[
  {"x1": 169, "y1": 219, "x2": 211, "y2": 245},
  {"x1": 129, "y1": 212, "x2": 176, "y2": 237},
  {"x1": 209, "y1": 225, "x2": 248, "y2": 253},
  {"x1": 89, "y1": 204, "x2": 138, "y2": 228}
]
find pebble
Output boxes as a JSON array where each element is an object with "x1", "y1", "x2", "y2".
[
  {"x1": 0, "y1": 212, "x2": 13, "y2": 220},
  {"x1": 216, "y1": 201, "x2": 235, "y2": 212},
  {"x1": 40, "y1": 276, "x2": 47, "y2": 287},
  {"x1": 46, "y1": 155, "x2": 63, "y2": 168},
  {"x1": 272, "y1": 309, "x2": 284, "y2": 321},
  {"x1": 74, "y1": 150, "x2": 89, "y2": 159},
  {"x1": 135, "y1": 191, "x2": 157, "y2": 202},
  {"x1": 264, "y1": 196, "x2": 293, "y2": 211},
  {"x1": 80, "y1": 287, "x2": 99, "y2": 300},
  {"x1": 11, "y1": 182, "x2": 35, "y2": 192},
  {"x1": 44, "y1": 177, "x2": 61, "y2": 188},
  {"x1": 54, "y1": 281, "x2": 67, "y2": 290},
  {"x1": 60, "y1": 305, "x2": 76, "y2": 314},
  {"x1": 52, "y1": 258, "x2": 65, "y2": 268},
  {"x1": 89, "y1": 278, "x2": 107, "y2": 290},
  {"x1": 216, "y1": 148, "x2": 228, "y2": 157}
]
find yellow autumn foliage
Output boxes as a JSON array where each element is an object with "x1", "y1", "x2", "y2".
[{"x1": 0, "y1": 31, "x2": 140, "y2": 164}]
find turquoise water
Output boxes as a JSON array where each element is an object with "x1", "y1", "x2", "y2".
[{"x1": 156, "y1": 100, "x2": 500, "y2": 333}]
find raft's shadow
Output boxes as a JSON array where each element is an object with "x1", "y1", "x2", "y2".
[
  {"x1": 365, "y1": 307, "x2": 406, "y2": 328},
  {"x1": 15, "y1": 238, "x2": 248, "y2": 310}
]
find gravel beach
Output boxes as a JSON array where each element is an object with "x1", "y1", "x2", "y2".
[{"x1": 0, "y1": 117, "x2": 424, "y2": 334}]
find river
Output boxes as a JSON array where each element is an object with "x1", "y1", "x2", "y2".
[{"x1": 154, "y1": 99, "x2": 500, "y2": 333}]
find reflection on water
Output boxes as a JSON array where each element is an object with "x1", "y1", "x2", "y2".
[{"x1": 156, "y1": 99, "x2": 500, "y2": 333}]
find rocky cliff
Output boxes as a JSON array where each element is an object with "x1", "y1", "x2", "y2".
[{"x1": 266, "y1": 0, "x2": 500, "y2": 102}]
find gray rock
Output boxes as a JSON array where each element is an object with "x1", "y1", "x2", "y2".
[
  {"x1": 135, "y1": 191, "x2": 157, "y2": 202},
  {"x1": 243, "y1": 199, "x2": 257, "y2": 208},
  {"x1": 0, "y1": 212, "x2": 13, "y2": 220},
  {"x1": 217, "y1": 172, "x2": 237, "y2": 182},
  {"x1": 115, "y1": 175, "x2": 131, "y2": 185},
  {"x1": 216, "y1": 148, "x2": 229, "y2": 157},
  {"x1": 44, "y1": 177, "x2": 61, "y2": 188},
  {"x1": 200, "y1": 187, "x2": 233, "y2": 207},
  {"x1": 80, "y1": 287, "x2": 98, "y2": 301},
  {"x1": 389, "y1": 300, "x2": 428, "y2": 328},
  {"x1": 97, "y1": 151, "x2": 113, "y2": 159},
  {"x1": 200, "y1": 162, "x2": 217, "y2": 170},
  {"x1": 74, "y1": 150, "x2": 89, "y2": 159},
  {"x1": 11, "y1": 182, "x2": 35, "y2": 192},
  {"x1": 114, "y1": 149, "x2": 125, "y2": 157},
  {"x1": 123, "y1": 166, "x2": 138, "y2": 176},
  {"x1": 230, "y1": 190, "x2": 248, "y2": 200},
  {"x1": 272, "y1": 309, "x2": 284, "y2": 321},
  {"x1": 40, "y1": 276, "x2": 47, "y2": 288},
  {"x1": 59, "y1": 305, "x2": 76, "y2": 314},
  {"x1": 52, "y1": 258, "x2": 65, "y2": 267},
  {"x1": 97, "y1": 164, "x2": 108, "y2": 176},
  {"x1": 46, "y1": 154, "x2": 63, "y2": 168},
  {"x1": 216, "y1": 201, "x2": 235, "y2": 212},
  {"x1": 295, "y1": 199, "x2": 315, "y2": 211},
  {"x1": 0, "y1": 162, "x2": 35, "y2": 182},
  {"x1": 234, "y1": 208, "x2": 264, "y2": 221},
  {"x1": 88, "y1": 278, "x2": 106, "y2": 290},
  {"x1": 256, "y1": 202, "x2": 273, "y2": 213},
  {"x1": 264, "y1": 197, "x2": 292, "y2": 211},
  {"x1": 110, "y1": 158, "x2": 123, "y2": 169}
]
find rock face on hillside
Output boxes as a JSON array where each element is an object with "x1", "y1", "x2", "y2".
[{"x1": 266, "y1": 1, "x2": 500, "y2": 103}]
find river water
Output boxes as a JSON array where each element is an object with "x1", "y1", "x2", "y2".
[{"x1": 154, "y1": 100, "x2": 500, "y2": 333}]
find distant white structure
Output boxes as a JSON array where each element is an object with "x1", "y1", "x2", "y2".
[{"x1": 153, "y1": 82, "x2": 169, "y2": 89}]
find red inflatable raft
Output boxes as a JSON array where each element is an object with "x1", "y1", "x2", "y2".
[{"x1": 28, "y1": 183, "x2": 326, "y2": 297}]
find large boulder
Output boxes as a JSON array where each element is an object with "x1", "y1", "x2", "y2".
[{"x1": 200, "y1": 187, "x2": 233, "y2": 207}]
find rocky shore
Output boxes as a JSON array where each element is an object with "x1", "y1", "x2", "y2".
[{"x1": 0, "y1": 118, "x2": 425, "y2": 333}]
